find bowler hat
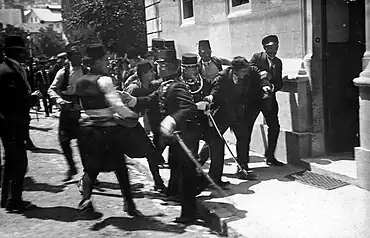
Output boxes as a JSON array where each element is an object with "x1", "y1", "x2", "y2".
[
  {"x1": 198, "y1": 40, "x2": 211, "y2": 51},
  {"x1": 137, "y1": 60, "x2": 153, "y2": 75},
  {"x1": 5, "y1": 35, "x2": 26, "y2": 49},
  {"x1": 262, "y1": 35, "x2": 279, "y2": 46},
  {"x1": 84, "y1": 44, "x2": 105, "y2": 61},
  {"x1": 181, "y1": 53, "x2": 198, "y2": 67}
]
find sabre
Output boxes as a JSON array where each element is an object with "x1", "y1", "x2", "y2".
[
  {"x1": 207, "y1": 113, "x2": 244, "y2": 171},
  {"x1": 173, "y1": 132, "x2": 238, "y2": 207}
]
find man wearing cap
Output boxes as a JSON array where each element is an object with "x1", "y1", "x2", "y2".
[
  {"x1": 197, "y1": 40, "x2": 230, "y2": 82},
  {"x1": 246, "y1": 34, "x2": 284, "y2": 166},
  {"x1": 48, "y1": 45, "x2": 89, "y2": 181},
  {"x1": 121, "y1": 60, "x2": 166, "y2": 193},
  {"x1": 0, "y1": 35, "x2": 41, "y2": 212}
]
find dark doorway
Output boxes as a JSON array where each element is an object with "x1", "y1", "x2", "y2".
[{"x1": 323, "y1": 0, "x2": 365, "y2": 154}]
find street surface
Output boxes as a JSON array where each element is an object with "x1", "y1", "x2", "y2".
[{"x1": 0, "y1": 110, "x2": 220, "y2": 238}]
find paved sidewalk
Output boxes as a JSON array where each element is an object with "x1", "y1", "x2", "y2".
[
  {"x1": 137, "y1": 127, "x2": 370, "y2": 238},
  {"x1": 0, "y1": 111, "x2": 220, "y2": 238}
]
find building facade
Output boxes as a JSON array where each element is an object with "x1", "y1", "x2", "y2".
[
  {"x1": 145, "y1": 0, "x2": 370, "y2": 189},
  {"x1": 24, "y1": 7, "x2": 62, "y2": 33}
]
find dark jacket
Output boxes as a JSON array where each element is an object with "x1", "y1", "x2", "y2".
[
  {"x1": 250, "y1": 52, "x2": 283, "y2": 92},
  {"x1": 210, "y1": 66, "x2": 269, "y2": 126},
  {"x1": 0, "y1": 58, "x2": 38, "y2": 122},
  {"x1": 135, "y1": 80, "x2": 197, "y2": 131}
]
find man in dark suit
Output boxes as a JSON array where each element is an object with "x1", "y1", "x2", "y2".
[
  {"x1": 247, "y1": 35, "x2": 284, "y2": 166},
  {"x1": 0, "y1": 35, "x2": 41, "y2": 212},
  {"x1": 203, "y1": 56, "x2": 267, "y2": 181}
]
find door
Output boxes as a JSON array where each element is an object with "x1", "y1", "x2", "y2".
[{"x1": 324, "y1": 0, "x2": 365, "y2": 154}]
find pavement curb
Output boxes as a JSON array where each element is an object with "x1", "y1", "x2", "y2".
[{"x1": 132, "y1": 158, "x2": 247, "y2": 238}]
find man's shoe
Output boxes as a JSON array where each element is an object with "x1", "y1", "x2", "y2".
[
  {"x1": 63, "y1": 168, "x2": 78, "y2": 182},
  {"x1": 236, "y1": 170, "x2": 258, "y2": 180},
  {"x1": 174, "y1": 216, "x2": 196, "y2": 225},
  {"x1": 266, "y1": 157, "x2": 284, "y2": 166},
  {"x1": 216, "y1": 180, "x2": 230, "y2": 187},
  {"x1": 78, "y1": 200, "x2": 102, "y2": 219},
  {"x1": 6, "y1": 200, "x2": 36, "y2": 213},
  {"x1": 124, "y1": 204, "x2": 143, "y2": 217}
]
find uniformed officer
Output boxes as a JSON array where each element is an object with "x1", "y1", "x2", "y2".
[
  {"x1": 0, "y1": 35, "x2": 41, "y2": 212},
  {"x1": 121, "y1": 55, "x2": 201, "y2": 224},
  {"x1": 247, "y1": 35, "x2": 284, "y2": 166}
]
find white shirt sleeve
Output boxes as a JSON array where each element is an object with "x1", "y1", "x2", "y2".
[{"x1": 97, "y1": 76, "x2": 138, "y2": 118}]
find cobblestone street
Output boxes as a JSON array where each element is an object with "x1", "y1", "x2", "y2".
[{"x1": 0, "y1": 110, "x2": 220, "y2": 238}]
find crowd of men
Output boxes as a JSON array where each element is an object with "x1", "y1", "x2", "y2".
[{"x1": 0, "y1": 33, "x2": 284, "y2": 224}]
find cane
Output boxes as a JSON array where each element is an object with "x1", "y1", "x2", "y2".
[
  {"x1": 173, "y1": 132, "x2": 238, "y2": 207},
  {"x1": 207, "y1": 113, "x2": 243, "y2": 171}
]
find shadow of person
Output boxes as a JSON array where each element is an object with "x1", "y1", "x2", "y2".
[
  {"x1": 90, "y1": 216, "x2": 186, "y2": 234},
  {"x1": 23, "y1": 177, "x2": 66, "y2": 193},
  {"x1": 30, "y1": 148, "x2": 61, "y2": 154},
  {"x1": 92, "y1": 191, "x2": 145, "y2": 199},
  {"x1": 23, "y1": 206, "x2": 103, "y2": 222},
  {"x1": 29, "y1": 125, "x2": 53, "y2": 132}
]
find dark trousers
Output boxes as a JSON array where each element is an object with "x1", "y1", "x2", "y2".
[
  {"x1": 244, "y1": 97, "x2": 280, "y2": 159},
  {"x1": 0, "y1": 119, "x2": 28, "y2": 205},
  {"x1": 199, "y1": 116, "x2": 249, "y2": 181},
  {"x1": 125, "y1": 124, "x2": 164, "y2": 187},
  {"x1": 78, "y1": 125, "x2": 136, "y2": 209},
  {"x1": 41, "y1": 92, "x2": 52, "y2": 116},
  {"x1": 58, "y1": 110, "x2": 80, "y2": 171}
]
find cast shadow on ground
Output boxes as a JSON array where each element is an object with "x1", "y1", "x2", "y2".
[
  {"x1": 90, "y1": 216, "x2": 186, "y2": 234},
  {"x1": 23, "y1": 206, "x2": 103, "y2": 222},
  {"x1": 29, "y1": 125, "x2": 54, "y2": 132},
  {"x1": 30, "y1": 148, "x2": 61, "y2": 154},
  {"x1": 92, "y1": 191, "x2": 145, "y2": 199},
  {"x1": 23, "y1": 176, "x2": 66, "y2": 193}
]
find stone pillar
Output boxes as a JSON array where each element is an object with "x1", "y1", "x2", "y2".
[{"x1": 353, "y1": 0, "x2": 370, "y2": 191}]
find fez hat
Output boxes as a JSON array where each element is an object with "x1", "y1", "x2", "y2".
[
  {"x1": 262, "y1": 35, "x2": 279, "y2": 46},
  {"x1": 164, "y1": 40, "x2": 176, "y2": 51},
  {"x1": 84, "y1": 44, "x2": 105, "y2": 61},
  {"x1": 181, "y1": 53, "x2": 198, "y2": 67},
  {"x1": 157, "y1": 49, "x2": 177, "y2": 63},
  {"x1": 198, "y1": 40, "x2": 211, "y2": 51},
  {"x1": 5, "y1": 35, "x2": 26, "y2": 50},
  {"x1": 137, "y1": 60, "x2": 153, "y2": 74},
  {"x1": 152, "y1": 38, "x2": 166, "y2": 51}
]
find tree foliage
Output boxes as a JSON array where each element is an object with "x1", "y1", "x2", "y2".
[
  {"x1": 62, "y1": 0, "x2": 147, "y2": 57},
  {"x1": 31, "y1": 26, "x2": 66, "y2": 57}
]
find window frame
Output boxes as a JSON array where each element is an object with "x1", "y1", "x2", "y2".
[
  {"x1": 180, "y1": 0, "x2": 195, "y2": 26},
  {"x1": 227, "y1": 0, "x2": 251, "y2": 18}
]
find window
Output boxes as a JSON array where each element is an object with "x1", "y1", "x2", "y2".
[
  {"x1": 30, "y1": 17, "x2": 33, "y2": 22},
  {"x1": 231, "y1": 0, "x2": 249, "y2": 7},
  {"x1": 182, "y1": 0, "x2": 194, "y2": 19},
  {"x1": 227, "y1": 0, "x2": 251, "y2": 18}
]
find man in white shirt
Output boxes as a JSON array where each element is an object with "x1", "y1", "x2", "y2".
[{"x1": 49, "y1": 45, "x2": 88, "y2": 181}]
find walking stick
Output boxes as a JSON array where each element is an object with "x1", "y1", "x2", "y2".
[
  {"x1": 173, "y1": 132, "x2": 238, "y2": 207},
  {"x1": 207, "y1": 113, "x2": 256, "y2": 179}
]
